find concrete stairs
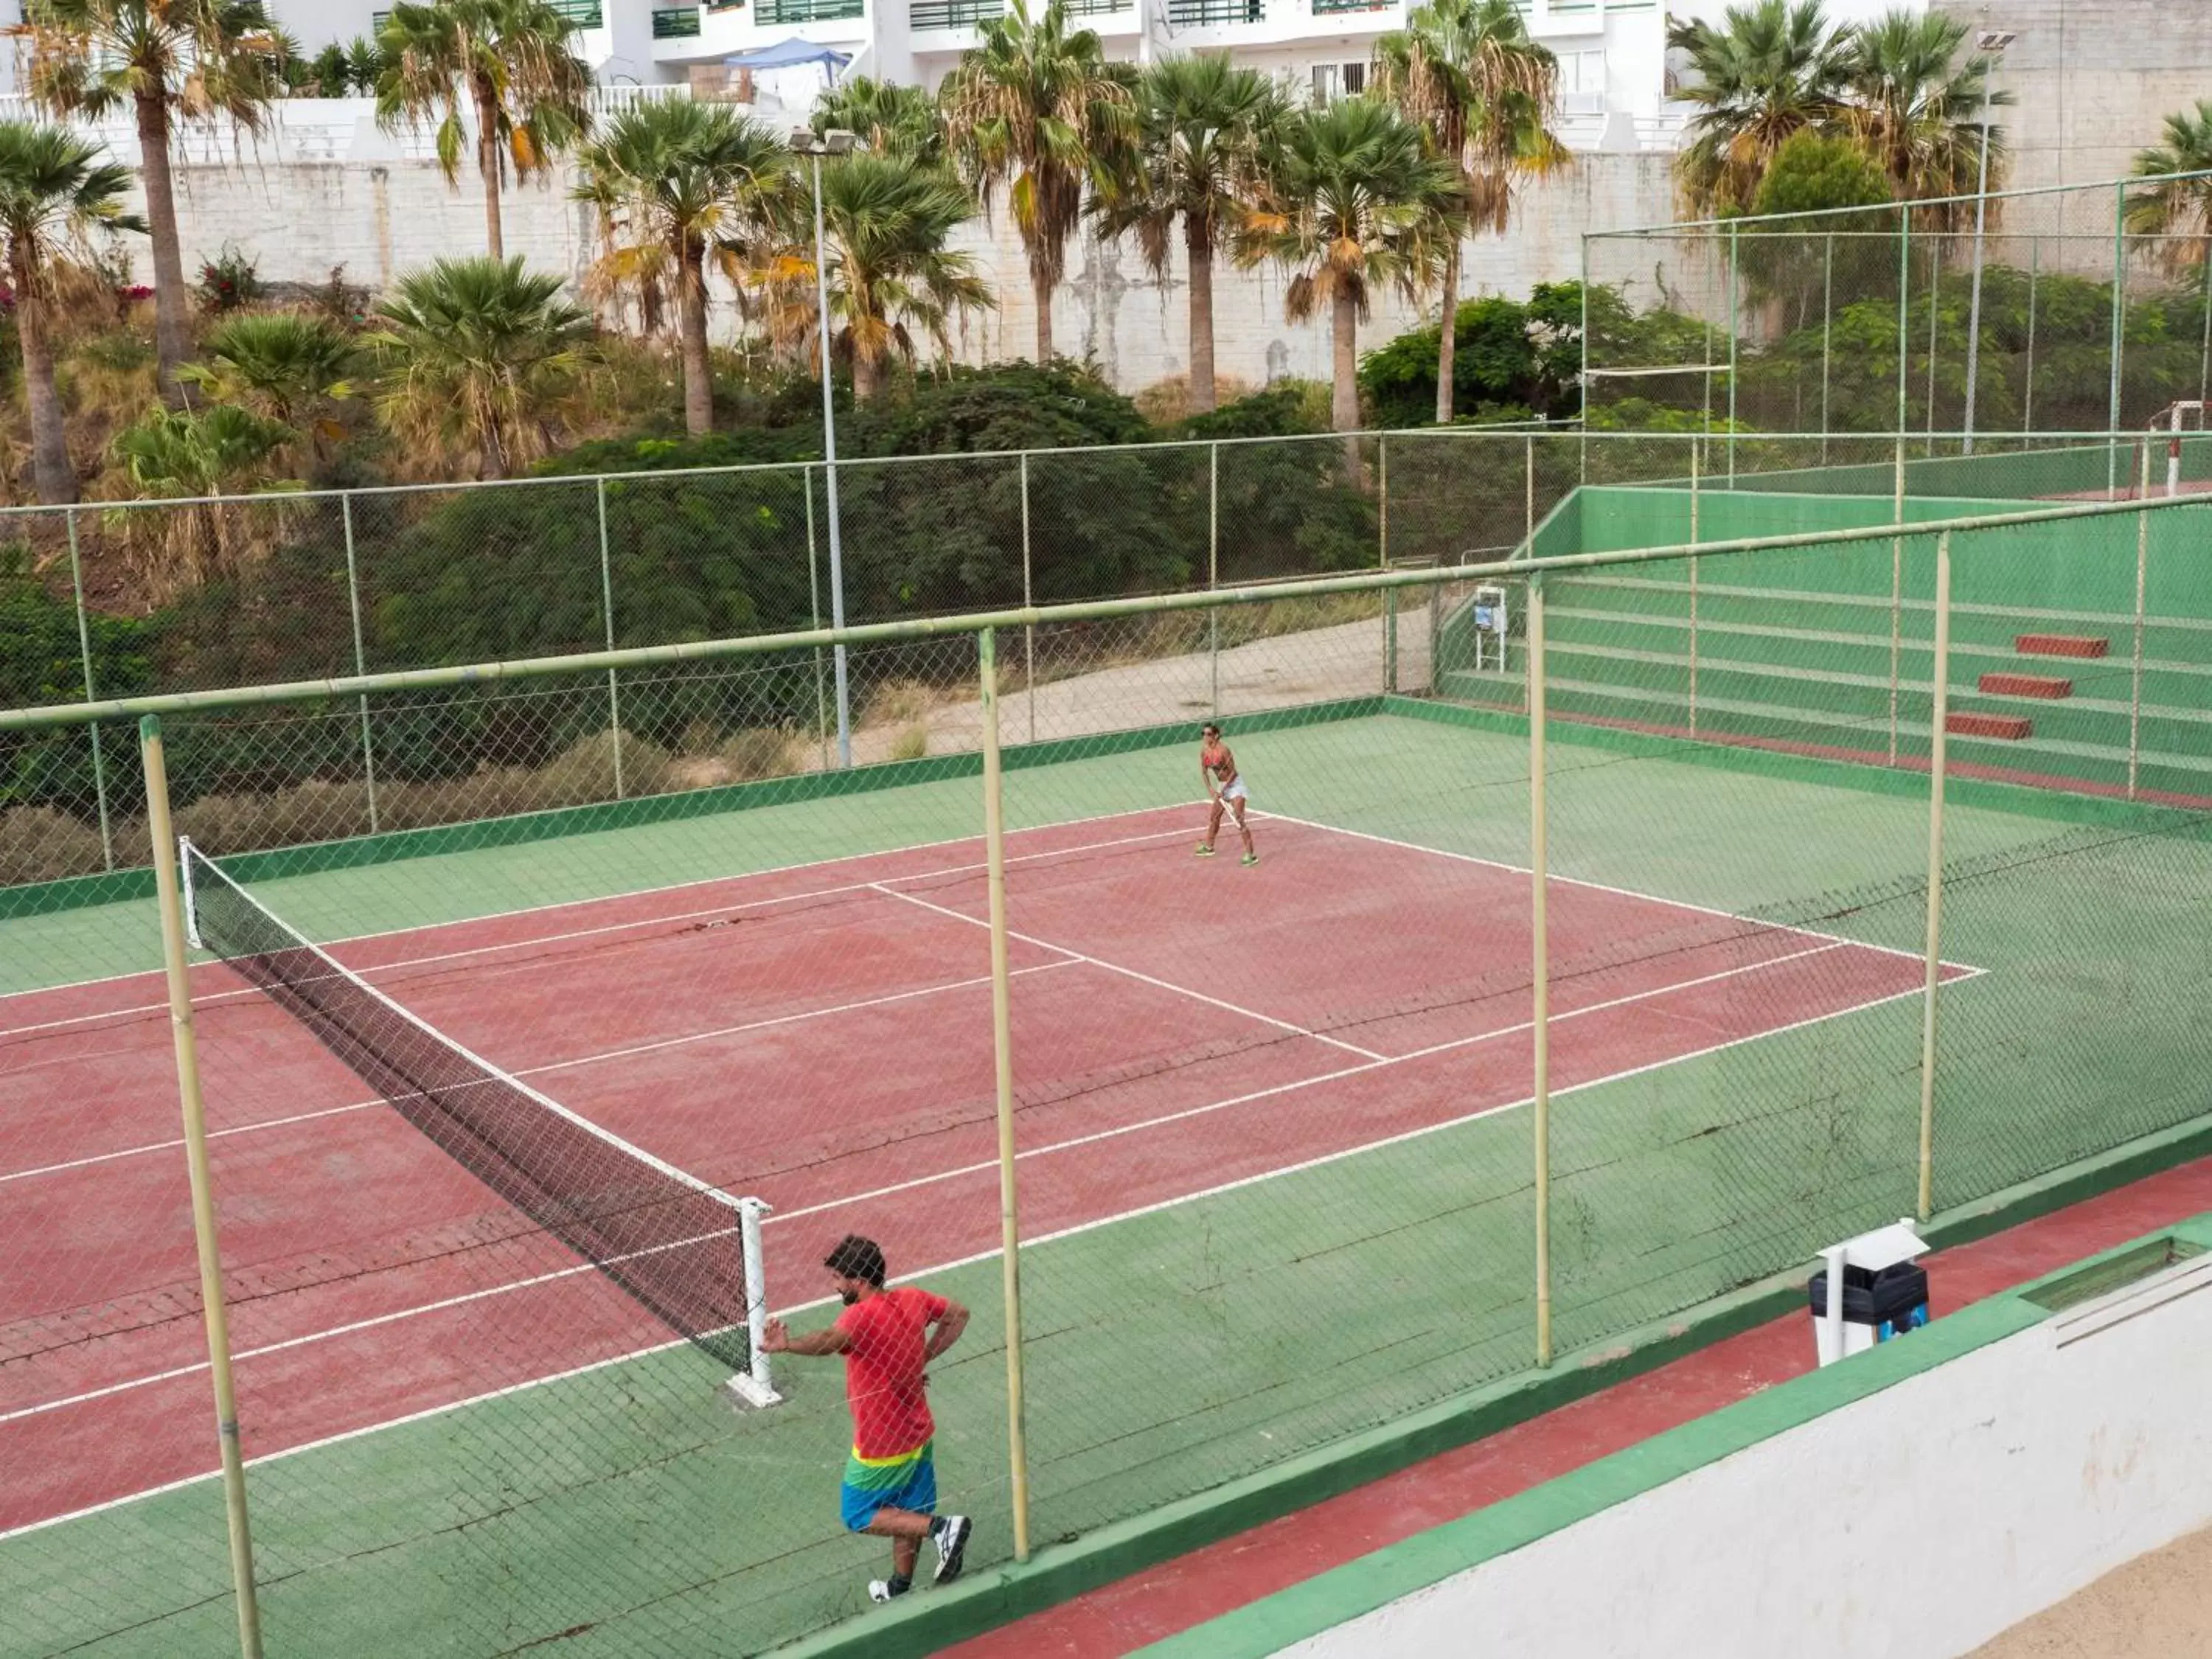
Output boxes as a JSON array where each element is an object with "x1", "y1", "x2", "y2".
[{"x1": 1943, "y1": 635, "x2": 2109, "y2": 743}]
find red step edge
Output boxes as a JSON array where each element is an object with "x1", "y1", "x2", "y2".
[
  {"x1": 1947, "y1": 711, "x2": 2035, "y2": 740},
  {"x1": 2016, "y1": 633, "x2": 2108, "y2": 659},
  {"x1": 1978, "y1": 672, "x2": 2074, "y2": 700}
]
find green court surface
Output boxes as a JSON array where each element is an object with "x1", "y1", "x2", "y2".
[{"x1": 7, "y1": 707, "x2": 2212, "y2": 1657}]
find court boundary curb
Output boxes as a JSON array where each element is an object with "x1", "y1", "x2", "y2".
[
  {"x1": 763, "y1": 1106, "x2": 2212, "y2": 1658},
  {"x1": 1138, "y1": 1211, "x2": 2212, "y2": 1659}
]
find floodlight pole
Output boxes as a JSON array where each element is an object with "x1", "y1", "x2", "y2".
[
  {"x1": 1961, "y1": 33, "x2": 2012, "y2": 457},
  {"x1": 797, "y1": 130, "x2": 856, "y2": 767}
]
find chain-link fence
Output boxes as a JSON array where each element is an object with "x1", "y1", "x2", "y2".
[
  {"x1": 12, "y1": 472, "x2": 2212, "y2": 1657},
  {"x1": 1585, "y1": 173, "x2": 2212, "y2": 442}
]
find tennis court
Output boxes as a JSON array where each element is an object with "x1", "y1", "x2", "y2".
[{"x1": 11, "y1": 695, "x2": 2212, "y2": 1657}]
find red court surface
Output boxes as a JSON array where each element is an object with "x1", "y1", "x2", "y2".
[
  {"x1": 946, "y1": 1152, "x2": 2212, "y2": 1658},
  {"x1": 0, "y1": 805, "x2": 1966, "y2": 1537}
]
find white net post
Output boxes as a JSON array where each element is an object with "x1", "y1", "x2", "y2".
[{"x1": 725, "y1": 1197, "x2": 781, "y2": 1409}]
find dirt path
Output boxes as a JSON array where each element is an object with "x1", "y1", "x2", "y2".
[{"x1": 1966, "y1": 1521, "x2": 2212, "y2": 1657}]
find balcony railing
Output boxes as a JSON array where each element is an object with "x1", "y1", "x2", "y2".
[
  {"x1": 651, "y1": 5, "x2": 703, "y2": 35},
  {"x1": 1310, "y1": 0, "x2": 1390, "y2": 11},
  {"x1": 911, "y1": 0, "x2": 998, "y2": 25},
  {"x1": 760, "y1": 0, "x2": 865, "y2": 18},
  {"x1": 1068, "y1": 0, "x2": 1135, "y2": 11},
  {"x1": 551, "y1": 0, "x2": 605, "y2": 24},
  {"x1": 1167, "y1": 0, "x2": 1261, "y2": 22}
]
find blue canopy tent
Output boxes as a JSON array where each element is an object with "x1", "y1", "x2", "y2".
[{"x1": 723, "y1": 39, "x2": 852, "y2": 86}]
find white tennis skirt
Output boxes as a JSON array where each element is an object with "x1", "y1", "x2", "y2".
[{"x1": 1218, "y1": 781, "x2": 1249, "y2": 804}]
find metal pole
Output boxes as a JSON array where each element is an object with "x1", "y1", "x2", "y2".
[
  {"x1": 65, "y1": 507, "x2": 114, "y2": 869},
  {"x1": 1524, "y1": 431, "x2": 1535, "y2": 549},
  {"x1": 1926, "y1": 253, "x2": 1940, "y2": 457},
  {"x1": 1892, "y1": 433, "x2": 1905, "y2": 764},
  {"x1": 1020, "y1": 452, "x2": 1034, "y2": 745},
  {"x1": 1961, "y1": 83, "x2": 1996, "y2": 456},
  {"x1": 1208, "y1": 441, "x2": 1220, "y2": 718},
  {"x1": 2132, "y1": 453, "x2": 2149, "y2": 799},
  {"x1": 2024, "y1": 237, "x2": 2039, "y2": 433},
  {"x1": 338, "y1": 495, "x2": 378, "y2": 833},
  {"x1": 1688, "y1": 437, "x2": 1700, "y2": 737},
  {"x1": 140, "y1": 719, "x2": 263, "y2": 1659},
  {"x1": 1821, "y1": 232, "x2": 1834, "y2": 462},
  {"x1": 2200, "y1": 248, "x2": 2212, "y2": 409},
  {"x1": 1898, "y1": 205, "x2": 1913, "y2": 441},
  {"x1": 977, "y1": 627, "x2": 1032, "y2": 1562},
  {"x1": 812, "y1": 150, "x2": 852, "y2": 768},
  {"x1": 2110, "y1": 181, "x2": 2129, "y2": 496},
  {"x1": 596, "y1": 477, "x2": 624, "y2": 801},
  {"x1": 1916, "y1": 535, "x2": 1952, "y2": 1223},
  {"x1": 1529, "y1": 573, "x2": 1552, "y2": 1368},
  {"x1": 805, "y1": 469, "x2": 829, "y2": 771},
  {"x1": 1726, "y1": 221, "x2": 1739, "y2": 483},
  {"x1": 1381, "y1": 436, "x2": 1395, "y2": 695}
]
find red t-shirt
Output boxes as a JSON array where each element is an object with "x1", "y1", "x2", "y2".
[{"x1": 835, "y1": 1287, "x2": 947, "y2": 1458}]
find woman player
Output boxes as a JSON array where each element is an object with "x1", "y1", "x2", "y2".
[{"x1": 1195, "y1": 723, "x2": 1258, "y2": 866}]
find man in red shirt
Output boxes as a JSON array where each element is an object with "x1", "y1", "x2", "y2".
[{"x1": 762, "y1": 1234, "x2": 974, "y2": 1602}]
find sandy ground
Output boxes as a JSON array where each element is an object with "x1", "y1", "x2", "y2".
[{"x1": 1966, "y1": 1521, "x2": 2212, "y2": 1657}]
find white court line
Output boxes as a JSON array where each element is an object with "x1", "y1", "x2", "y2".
[
  {"x1": 1258, "y1": 810, "x2": 1961, "y2": 970},
  {"x1": 870, "y1": 882, "x2": 1389, "y2": 1062},
  {"x1": 0, "y1": 934, "x2": 1905, "y2": 1432},
  {"x1": 0, "y1": 806, "x2": 1197, "y2": 1032},
  {"x1": 0, "y1": 959, "x2": 1085, "y2": 1187},
  {"x1": 0, "y1": 951, "x2": 1978, "y2": 1544}
]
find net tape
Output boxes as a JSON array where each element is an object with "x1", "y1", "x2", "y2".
[{"x1": 178, "y1": 839, "x2": 771, "y2": 1383}]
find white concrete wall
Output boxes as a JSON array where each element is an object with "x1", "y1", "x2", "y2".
[
  {"x1": 112, "y1": 148, "x2": 1676, "y2": 394},
  {"x1": 1280, "y1": 1261, "x2": 2212, "y2": 1659}
]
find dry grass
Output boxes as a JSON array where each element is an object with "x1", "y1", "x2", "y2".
[
  {"x1": 863, "y1": 678, "x2": 940, "y2": 728},
  {"x1": 1133, "y1": 373, "x2": 1256, "y2": 427},
  {"x1": 887, "y1": 721, "x2": 930, "y2": 762},
  {"x1": 0, "y1": 804, "x2": 121, "y2": 886}
]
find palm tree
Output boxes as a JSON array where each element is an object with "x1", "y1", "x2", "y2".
[
  {"x1": 574, "y1": 100, "x2": 787, "y2": 435},
  {"x1": 775, "y1": 152, "x2": 992, "y2": 402},
  {"x1": 368, "y1": 254, "x2": 592, "y2": 479},
  {"x1": 940, "y1": 0, "x2": 1138, "y2": 364},
  {"x1": 17, "y1": 0, "x2": 288, "y2": 403},
  {"x1": 814, "y1": 76, "x2": 947, "y2": 167},
  {"x1": 2126, "y1": 101, "x2": 2212, "y2": 271},
  {"x1": 1668, "y1": 0, "x2": 1852, "y2": 215},
  {"x1": 376, "y1": 0, "x2": 592, "y2": 261},
  {"x1": 1240, "y1": 98, "x2": 1461, "y2": 435},
  {"x1": 1375, "y1": 0, "x2": 1567, "y2": 422},
  {"x1": 1844, "y1": 9, "x2": 2009, "y2": 220},
  {"x1": 178, "y1": 313, "x2": 358, "y2": 460},
  {"x1": 1098, "y1": 56, "x2": 1284, "y2": 414},
  {"x1": 110, "y1": 403, "x2": 294, "y2": 587},
  {"x1": 0, "y1": 121, "x2": 145, "y2": 504}
]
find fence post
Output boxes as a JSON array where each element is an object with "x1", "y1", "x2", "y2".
[
  {"x1": 1725, "y1": 220, "x2": 1739, "y2": 484},
  {"x1": 1917, "y1": 533, "x2": 1952, "y2": 1223},
  {"x1": 1208, "y1": 441, "x2": 1220, "y2": 718},
  {"x1": 65, "y1": 507, "x2": 114, "y2": 870},
  {"x1": 1523, "y1": 431, "x2": 1535, "y2": 549},
  {"x1": 1896, "y1": 205, "x2": 1911, "y2": 441},
  {"x1": 2131, "y1": 467, "x2": 2149, "y2": 799},
  {"x1": 1820, "y1": 231, "x2": 1834, "y2": 463},
  {"x1": 1688, "y1": 438, "x2": 1700, "y2": 737},
  {"x1": 1381, "y1": 436, "x2": 1396, "y2": 695},
  {"x1": 338, "y1": 495, "x2": 379, "y2": 833},
  {"x1": 806, "y1": 469, "x2": 829, "y2": 771},
  {"x1": 2025, "y1": 237, "x2": 2040, "y2": 434},
  {"x1": 2109, "y1": 181, "x2": 2129, "y2": 495},
  {"x1": 140, "y1": 719, "x2": 264, "y2": 1659},
  {"x1": 1020, "y1": 451, "x2": 1035, "y2": 745},
  {"x1": 977, "y1": 626, "x2": 1033, "y2": 1562},
  {"x1": 1528, "y1": 572, "x2": 1552, "y2": 1368},
  {"x1": 1891, "y1": 434, "x2": 1906, "y2": 765},
  {"x1": 595, "y1": 478, "x2": 624, "y2": 801},
  {"x1": 1925, "y1": 253, "x2": 1940, "y2": 457}
]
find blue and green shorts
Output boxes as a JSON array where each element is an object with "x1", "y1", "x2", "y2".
[{"x1": 840, "y1": 1440, "x2": 937, "y2": 1532}]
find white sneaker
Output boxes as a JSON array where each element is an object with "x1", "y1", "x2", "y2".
[
  {"x1": 931, "y1": 1514, "x2": 973, "y2": 1585},
  {"x1": 869, "y1": 1578, "x2": 908, "y2": 1604}
]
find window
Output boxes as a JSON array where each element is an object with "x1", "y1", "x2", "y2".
[
  {"x1": 1559, "y1": 48, "x2": 1604, "y2": 114},
  {"x1": 1310, "y1": 60, "x2": 1366, "y2": 102}
]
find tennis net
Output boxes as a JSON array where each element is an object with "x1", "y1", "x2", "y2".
[{"x1": 178, "y1": 838, "x2": 779, "y2": 1405}]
